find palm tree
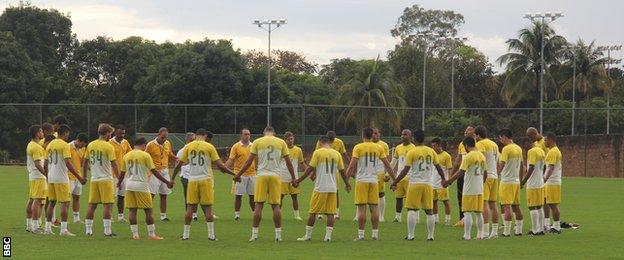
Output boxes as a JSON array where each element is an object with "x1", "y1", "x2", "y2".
[
  {"x1": 560, "y1": 39, "x2": 608, "y2": 102},
  {"x1": 336, "y1": 56, "x2": 406, "y2": 132},
  {"x1": 497, "y1": 22, "x2": 567, "y2": 107}
]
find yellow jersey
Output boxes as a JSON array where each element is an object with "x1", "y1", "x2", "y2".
[
  {"x1": 179, "y1": 140, "x2": 221, "y2": 181},
  {"x1": 499, "y1": 143, "x2": 523, "y2": 184},
  {"x1": 68, "y1": 141, "x2": 85, "y2": 180},
  {"x1": 308, "y1": 147, "x2": 345, "y2": 192},
  {"x1": 373, "y1": 140, "x2": 390, "y2": 173},
  {"x1": 534, "y1": 137, "x2": 549, "y2": 154},
  {"x1": 351, "y1": 141, "x2": 387, "y2": 183},
  {"x1": 229, "y1": 141, "x2": 256, "y2": 176},
  {"x1": 279, "y1": 145, "x2": 304, "y2": 181},
  {"x1": 46, "y1": 139, "x2": 72, "y2": 183},
  {"x1": 393, "y1": 143, "x2": 416, "y2": 173},
  {"x1": 250, "y1": 135, "x2": 289, "y2": 177},
  {"x1": 476, "y1": 138, "x2": 499, "y2": 179},
  {"x1": 109, "y1": 138, "x2": 132, "y2": 163},
  {"x1": 432, "y1": 151, "x2": 452, "y2": 189},
  {"x1": 459, "y1": 150, "x2": 487, "y2": 195},
  {"x1": 85, "y1": 139, "x2": 117, "y2": 181},
  {"x1": 404, "y1": 145, "x2": 439, "y2": 185},
  {"x1": 145, "y1": 139, "x2": 175, "y2": 170},
  {"x1": 545, "y1": 146, "x2": 562, "y2": 185},
  {"x1": 315, "y1": 138, "x2": 347, "y2": 154},
  {"x1": 26, "y1": 141, "x2": 46, "y2": 180},
  {"x1": 526, "y1": 147, "x2": 546, "y2": 189},
  {"x1": 120, "y1": 149, "x2": 155, "y2": 193}
]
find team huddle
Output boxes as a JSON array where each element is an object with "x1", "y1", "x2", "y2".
[{"x1": 23, "y1": 115, "x2": 564, "y2": 242}]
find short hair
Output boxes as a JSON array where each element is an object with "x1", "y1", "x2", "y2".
[
  {"x1": 206, "y1": 131, "x2": 214, "y2": 139},
  {"x1": 196, "y1": 128, "x2": 208, "y2": 136},
  {"x1": 431, "y1": 137, "x2": 442, "y2": 144},
  {"x1": 463, "y1": 136, "x2": 476, "y2": 148},
  {"x1": 44, "y1": 135, "x2": 55, "y2": 143},
  {"x1": 284, "y1": 131, "x2": 294, "y2": 138},
  {"x1": 98, "y1": 123, "x2": 114, "y2": 135},
  {"x1": 498, "y1": 128, "x2": 513, "y2": 138},
  {"x1": 57, "y1": 124, "x2": 71, "y2": 136},
  {"x1": 76, "y1": 133, "x2": 88, "y2": 143},
  {"x1": 134, "y1": 137, "x2": 147, "y2": 146},
  {"x1": 115, "y1": 124, "x2": 126, "y2": 131},
  {"x1": 413, "y1": 129, "x2": 425, "y2": 143},
  {"x1": 29, "y1": 125, "x2": 41, "y2": 139},
  {"x1": 327, "y1": 131, "x2": 336, "y2": 140},
  {"x1": 264, "y1": 126, "x2": 275, "y2": 133},
  {"x1": 362, "y1": 127, "x2": 373, "y2": 139},
  {"x1": 475, "y1": 125, "x2": 488, "y2": 138},
  {"x1": 545, "y1": 132, "x2": 557, "y2": 142},
  {"x1": 241, "y1": 128, "x2": 250, "y2": 134},
  {"x1": 185, "y1": 132, "x2": 195, "y2": 139},
  {"x1": 52, "y1": 115, "x2": 68, "y2": 125},
  {"x1": 42, "y1": 122, "x2": 54, "y2": 132},
  {"x1": 158, "y1": 127, "x2": 168, "y2": 134},
  {"x1": 319, "y1": 135, "x2": 331, "y2": 144}
]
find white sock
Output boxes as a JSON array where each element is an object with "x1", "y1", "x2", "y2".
[
  {"x1": 103, "y1": 219, "x2": 112, "y2": 235},
  {"x1": 118, "y1": 213, "x2": 124, "y2": 220},
  {"x1": 379, "y1": 197, "x2": 386, "y2": 220},
  {"x1": 207, "y1": 222, "x2": 215, "y2": 238},
  {"x1": 357, "y1": 229, "x2": 365, "y2": 239},
  {"x1": 503, "y1": 220, "x2": 512, "y2": 236},
  {"x1": 73, "y1": 212, "x2": 80, "y2": 222},
  {"x1": 371, "y1": 229, "x2": 379, "y2": 239},
  {"x1": 26, "y1": 219, "x2": 31, "y2": 230},
  {"x1": 491, "y1": 223, "x2": 499, "y2": 237},
  {"x1": 32, "y1": 219, "x2": 40, "y2": 230},
  {"x1": 45, "y1": 221, "x2": 52, "y2": 232},
  {"x1": 160, "y1": 213, "x2": 167, "y2": 220},
  {"x1": 395, "y1": 212, "x2": 401, "y2": 221},
  {"x1": 545, "y1": 217, "x2": 552, "y2": 229},
  {"x1": 530, "y1": 210, "x2": 539, "y2": 233},
  {"x1": 537, "y1": 209, "x2": 545, "y2": 233},
  {"x1": 415, "y1": 211, "x2": 420, "y2": 224},
  {"x1": 475, "y1": 213, "x2": 484, "y2": 239},
  {"x1": 85, "y1": 219, "x2": 93, "y2": 234},
  {"x1": 324, "y1": 227, "x2": 333, "y2": 240},
  {"x1": 235, "y1": 211, "x2": 240, "y2": 217},
  {"x1": 335, "y1": 208, "x2": 340, "y2": 217},
  {"x1": 294, "y1": 210, "x2": 300, "y2": 218},
  {"x1": 60, "y1": 221, "x2": 68, "y2": 232},
  {"x1": 515, "y1": 220, "x2": 523, "y2": 235},
  {"x1": 435, "y1": 214, "x2": 439, "y2": 223},
  {"x1": 426, "y1": 214, "x2": 435, "y2": 239},
  {"x1": 251, "y1": 227, "x2": 259, "y2": 239},
  {"x1": 183, "y1": 225, "x2": 191, "y2": 239},
  {"x1": 445, "y1": 214, "x2": 451, "y2": 225},
  {"x1": 192, "y1": 212, "x2": 198, "y2": 218},
  {"x1": 304, "y1": 225, "x2": 313, "y2": 239},
  {"x1": 463, "y1": 212, "x2": 473, "y2": 239},
  {"x1": 407, "y1": 210, "x2": 417, "y2": 239},
  {"x1": 354, "y1": 209, "x2": 359, "y2": 220},
  {"x1": 553, "y1": 221, "x2": 561, "y2": 231},
  {"x1": 130, "y1": 224, "x2": 139, "y2": 237},
  {"x1": 147, "y1": 224, "x2": 156, "y2": 237},
  {"x1": 275, "y1": 228, "x2": 282, "y2": 240}
]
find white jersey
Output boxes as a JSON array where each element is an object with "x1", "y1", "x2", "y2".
[
  {"x1": 545, "y1": 147, "x2": 563, "y2": 185},
  {"x1": 526, "y1": 147, "x2": 546, "y2": 189},
  {"x1": 460, "y1": 151, "x2": 487, "y2": 195},
  {"x1": 46, "y1": 139, "x2": 71, "y2": 184},
  {"x1": 309, "y1": 148, "x2": 345, "y2": 193},
  {"x1": 176, "y1": 146, "x2": 191, "y2": 179},
  {"x1": 499, "y1": 143, "x2": 523, "y2": 184}
]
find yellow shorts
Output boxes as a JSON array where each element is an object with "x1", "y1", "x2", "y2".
[
  {"x1": 526, "y1": 188, "x2": 544, "y2": 207},
  {"x1": 309, "y1": 191, "x2": 337, "y2": 214},
  {"x1": 483, "y1": 178, "x2": 499, "y2": 202},
  {"x1": 394, "y1": 178, "x2": 409, "y2": 198},
  {"x1": 354, "y1": 182, "x2": 379, "y2": 205},
  {"x1": 125, "y1": 191, "x2": 153, "y2": 209},
  {"x1": 433, "y1": 188, "x2": 449, "y2": 201},
  {"x1": 254, "y1": 175, "x2": 281, "y2": 205},
  {"x1": 499, "y1": 183, "x2": 520, "y2": 205},
  {"x1": 281, "y1": 182, "x2": 300, "y2": 195},
  {"x1": 188, "y1": 179, "x2": 214, "y2": 205},
  {"x1": 29, "y1": 179, "x2": 47, "y2": 199},
  {"x1": 377, "y1": 173, "x2": 386, "y2": 193},
  {"x1": 545, "y1": 185, "x2": 561, "y2": 204},
  {"x1": 88, "y1": 180, "x2": 115, "y2": 204},
  {"x1": 462, "y1": 194, "x2": 484, "y2": 212},
  {"x1": 47, "y1": 183, "x2": 70, "y2": 202},
  {"x1": 405, "y1": 183, "x2": 433, "y2": 210}
]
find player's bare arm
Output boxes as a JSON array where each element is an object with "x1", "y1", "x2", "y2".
[
  {"x1": 382, "y1": 157, "x2": 396, "y2": 180},
  {"x1": 544, "y1": 164, "x2": 554, "y2": 183},
  {"x1": 234, "y1": 154, "x2": 256, "y2": 182},
  {"x1": 151, "y1": 169, "x2": 173, "y2": 189},
  {"x1": 391, "y1": 165, "x2": 410, "y2": 190},
  {"x1": 296, "y1": 165, "x2": 315, "y2": 184},
  {"x1": 34, "y1": 159, "x2": 46, "y2": 177},
  {"x1": 340, "y1": 169, "x2": 351, "y2": 192},
  {"x1": 65, "y1": 158, "x2": 86, "y2": 184},
  {"x1": 215, "y1": 160, "x2": 235, "y2": 176},
  {"x1": 345, "y1": 157, "x2": 358, "y2": 178},
  {"x1": 284, "y1": 155, "x2": 297, "y2": 187},
  {"x1": 444, "y1": 169, "x2": 466, "y2": 186},
  {"x1": 111, "y1": 160, "x2": 120, "y2": 179},
  {"x1": 521, "y1": 165, "x2": 535, "y2": 187},
  {"x1": 434, "y1": 164, "x2": 447, "y2": 187}
]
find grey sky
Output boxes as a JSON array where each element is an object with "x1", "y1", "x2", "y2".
[{"x1": 2, "y1": 0, "x2": 623, "y2": 70}]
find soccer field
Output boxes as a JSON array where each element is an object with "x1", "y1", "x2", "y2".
[{"x1": 1, "y1": 165, "x2": 622, "y2": 259}]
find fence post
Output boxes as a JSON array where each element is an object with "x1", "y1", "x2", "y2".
[
  {"x1": 184, "y1": 106, "x2": 188, "y2": 133},
  {"x1": 86, "y1": 105, "x2": 91, "y2": 138},
  {"x1": 39, "y1": 104, "x2": 43, "y2": 125},
  {"x1": 234, "y1": 106, "x2": 237, "y2": 134},
  {"x1": 134, "y1": 105, "x2": 138, "y2": 135},
  {"x1": 301, "y1": 104, "x2": 306, "y2": 147}
]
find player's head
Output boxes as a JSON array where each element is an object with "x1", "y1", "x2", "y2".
[
  {"x1": 475, "y1": 125, "x2": 488, "y2": 140},
  {"x1": 362, "y1": 127, "x2": 373, "y2": 140},
  {"x1": 319, "y1": 135, "x2": 331, "y2": 147},
  {"x1": 463, "y1": 136, "x2": 476, "y2": 149},
  {"x1": 263, "y1": 126, "x2": 275, "y2": 136},
  {"x1": 401, "y1": 129, "x2": 412, "y2": 144},
  {"x1": 42, "y1": 122, "x2": 54, "y2": 135},
  {"x1": 195, "y1": 128, "x2": 208, "y2": 141},
  {"x1": 464, "y1": 126, "x2": 475, "y2": 138},
  {"x1": 57, "y1": 124, "x2": 71, "y2": 141},
  {"x1": 526, "y1": 127, "x2": 540, "y2": 141},
  {"x1": 74, "y1": 133, "x2": 88, "y2": 148},
  {"x1": 545, "y1": 132, "x2": 557, "y2": 147},
  {"x1": 240, "y1": 128, "x2": 251, "y2": 142},
  {"x1": 29, "y1": 125, "x2": 43, "y2": 140},
  {"x1": 157, "y1": 127, "x2": 169, "y2": 140},
  {"x1": 284, "y1": 131, "x2": 294, "y2": 146},
  {"x1": 185, "y1": 132, "x2": 195, "y2": 143},
  {"x1": 134, "y1": 137, "x2": 148, "y2": 150},
  {"x1": 326, "y1": 130, "x2": 336, "y2": 141},
  {"x1": 52, "y1": 115, "x2": 68, "y2": 129},
  {"x1": 98, "y1": 123, "x2": 114, "y2": 139},
  {"x1": 114, "y1": 125, "x2": 126, "y2": 139},
  {"x1": 413, "y1": 129, "x2": 425, "y2": 144},
  {"x1": 498, "y1": 128, "x2": 513, "y2": 144},
  {"x1": 206, "y1": 131, "x2": 214, "y2": 142},
  {"x1": 431, "y1": 137, "x2": 443, "y2": 153},
  {"x1": 372, "y1": 128, "x2": 380, "y2": 142}
]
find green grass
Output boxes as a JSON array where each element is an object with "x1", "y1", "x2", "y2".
[{"x1": 1, "y1": 165, "x2": 623, "y2": 259}]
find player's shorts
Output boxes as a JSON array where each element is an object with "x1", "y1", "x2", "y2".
[
  {"x1": 187, "y1": 178, "x2": 214, "y2": 206},
  {"x1": 433, "y1": 188, "x2": 449, "y2": 201},
  {"x1": 545, "y1": 185, "x2": 561, "y2": 204},
  {"x1": 394, "y1": 178, "x2": 409, "y2": 198},
  {"x1": 125, "y1": 191, "x2": 153, "y2": 209},
  {"x1": 47, "y1": 183, "x2": 70, "y2": 202},
  {"x1": 69, "y1": 179, "x2": 82, "y2": 196},
  {"x1": 29, "y1": 178, "x2": 47, "y2": 199},
  {"x1": 254, "y1": 175, "x2": 281, "y2": 205},
  {"x1": 309, "y1": 191, "x2": 337, "y2": 214},
  {"x1": 231, "y1": 176, "x2": 255, "y2": 195},
  {"x1": 88, "y1": 180, "x2": 115, "y2": 204},
  {"x1": 526, "y1": 187, "x2": 544, "y2": 207},
  {"x1": 483, "y1": 178, "x2": 499, "y2": 202},
  {"x1": 354, "y1": 181, "x2": 379, "y2": 205},
  {"x1": 114, "y1": 178, "x2": 127, "y2": 197},
  {"x1": 377, "y1": 173, "x2": 386, "y2": 193},
  {"x1": 281, "y1": 182, "x2": 300, "y2": 195},
  {"x1": 150, "y1": 169, "x2": 172, "y2": 195},
  {"x1": 499, "y1": 183, "x2": 520, "y2": 205},
  {"x1": 405, "y1": 183, "x2": 433, "y2": 210},
  {"x1": 462, "y1": 194, "x2": 484, "y2": 212}
]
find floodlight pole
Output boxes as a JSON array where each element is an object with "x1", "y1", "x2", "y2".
[{"x1": 254, "y1": 19, "x2": 287, "y2": 127}]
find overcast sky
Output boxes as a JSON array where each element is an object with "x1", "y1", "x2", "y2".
[{"x1": 2, "y1": 0, "x2": 623, "y2": 71}]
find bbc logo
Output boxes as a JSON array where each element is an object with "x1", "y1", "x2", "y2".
[{"x1": 2, "y1": 237, "x2": 10, "y2": 257}]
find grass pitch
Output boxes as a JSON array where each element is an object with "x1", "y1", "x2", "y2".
[{"x1": 1, "y1": 165, "x2": 622, "y2": 259}]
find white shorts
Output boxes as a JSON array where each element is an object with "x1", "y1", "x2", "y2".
[
  {"x1": 70, "y1": 180, "x2": 82, "y2": 196},
  {"x1": 114, "y1": 178, "x2": 127, "y2": 196},
  {"x1": 150, "y1": 169, "x2": 171, "y2": 195},
  {"x1": 234, "y1": 176, "x2": 255, "y2": 196}
]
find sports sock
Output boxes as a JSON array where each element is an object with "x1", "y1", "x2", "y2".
[
  {"x1": 395, "y1": 212, "x2": 401, "y2": 221},
  {"x1": 371, "y1": 229, "x2": 379, "y2": 239},
  {"x1": 130, "y1": 224, "x2": 139, "y2": 237},
  {"x1": 73, "y1": 212, "x2": 80, "y2": 222},
  {"x1": 117, "y1": 213, "x2": 124, "y2": 220},
  {"x1": 251, "y1": 227, "x2": 259, "y2": 239},
  {"x1": 103, "y1": 219, "x2": 112, "y2": 235},
  {"x1": 160, "y1": 213, "x2": 167, "y2": 220},
  {"x1": 475, "y1": 213, "x2": 484, "y2": 239},
  {"x1": 45, "y1": 221, "x2": 52, "y2": 232},
  {"x1": 26, "y1": 219, "x2": 31, "y2": 230},
  {"x1": 553, "y1": 221, "x2": 561, "y2": 231},
  {"x1": 483, "y1": 222, "x2": 490, "y2": 236},
  {"x1": 294, "y1": 210, "x2": 300, "y2": 218},
  {"x1": 335, "y1": 208, "x2": 340, "y2": 218},
  {"x1": 530, "y1": 209, "x2": 539, "y2": 233},
  {"x1": 207, "y1": 222, "x2": 215, "y2": 238},
  {"x1": 357, "y1": 229, "x2": 365, "y2": 239},
  {"x1": 515, "y1": 220, "x2": 523, "y2": 235},
  {"x1": 324, "y1": 227, "x2": 333, "y2": 240},
  {"x1": 434, "y1": 214, "x2": 439, "y2": 223},
  {"x1": 537, "y1": 209, "x2": 545, "y2": 233},
  {"x1": 147, "y1": 224, "x2": 156, "y2": 237},
  {"x1": 407, "y1": 210, "x2": 417, "y2": 239},
  {"x1": 490, "y1": 223, "x2": 499, "y2": 237},
  {"x1": 445, "y1": 214, "x2": 451, "y2": 225},
  {"x1": 275, "y1": 228, "x2": 282, "y2": 240},
  {"x1": 503, "y1": 220, "x2": 512, "y2": 236},
  {"x1": 192, "y1": 212, "x2": 198, "y2": 219},
  {"x1": 379, "y1": 197, "x2": 386, "y2": 220},
  {"x1": 235, "y1": 211, "x2": 240, "y2": 218},
  {"x1": 463, "y1": 212, "x2": 473, "y2": 239},
  {"x1": 304, "y1": 225, "x2": 313, "y2": 239},
  {"x1": 183, "y1": 225, "x2": 191, "y2": 239},
  {"x1": 545, "y1": 217, "x2": 551, "y2": 230},
  {"x1": 85, "y1": 219, "x2": 93, "y2": 234},
  {"x1": 60, "y1": 221, "x2": 68, "y2": 233},
  {"x1": 426, "y1": 214, "x2": 435, "y2": 239},
  {"x1": 32, "y1": 219, "x2": 40, "y2": 230}
]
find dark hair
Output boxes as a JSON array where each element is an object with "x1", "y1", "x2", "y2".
[
  {"x1": 319, "y1": 135, "x2": 331, "y2": 144},
  {"x1": 475, "y1": 125, "x2": 488, "y2": 138},
  {"x1": 431, "y1": 137, "x2": 442, "y2": 144},
  {"x1": 284, "y1": 131, "x2": 294, "y2": 138},
  {"x1": 42, "y1": 122, "x2": 54, "y2": 132},
  {"x1": 115, "y1": 124, "x2": 126, "y2": 131},
  {"x1": 498, "y1": 128, "x2": 513, "y2": 138},
  {"x1": 76, "y1": 133, "x2": 88, "y2": 143},
  {"x1": 264, "y1": 126, "x2": 275, "y2": 133},
  {"x1": 44, "y1": 135, "x2": 55, "y2": 143},
  {"x1": 196, "y1": 128, "x2": 208, "y2": 136},
  {"x1": 29, "y1": 125, "x2": 41, "y2": 139},
  {"x1": 206, "y1": 131, "x2": 214, "y2": 139},
  {"x1": 52, "y1": 115, "x2": 68, "y2": 125},
  {"x1": 463, "y1": 136, "x2": 476, "y2": 148},
  {"x1": 57, "y1": 124, "x2": 71, "y2": 136},
  {"x1": 413, "y1": 129, "x2": 425, "y2": 143},
  {"x1": 134, "y1": 137, "x2": 147, "y2": 146},
  {"x1": 241, "y1": 128, "x2": 250, "y2": 134},
  {"x1": 362, "y1": 127, "x2": 373, "y2": 139},
  {"x1": 545, "y1": 132, "x2": 557, "y2": 142},
  {"x1": 158, "y1": 127, "x2": 168, "y2": 133},
  {"x1": 326, "y1": 131, "x2": 336, "y2": 140}
]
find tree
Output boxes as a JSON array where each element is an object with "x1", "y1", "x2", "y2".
[
  {"x1": 391, "y1": 4, "x2": 464, "y2": 44},
  {"x1": 244, "y1": 49, "x2": 317, "y2": 74},
  {"x1": 559, "y1": 39, "x2": 608, "y2": 102}
]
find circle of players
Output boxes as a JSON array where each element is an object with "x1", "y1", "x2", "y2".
[{"x1": 24, "y1": 115, "x2": 563, "y2": 241}]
